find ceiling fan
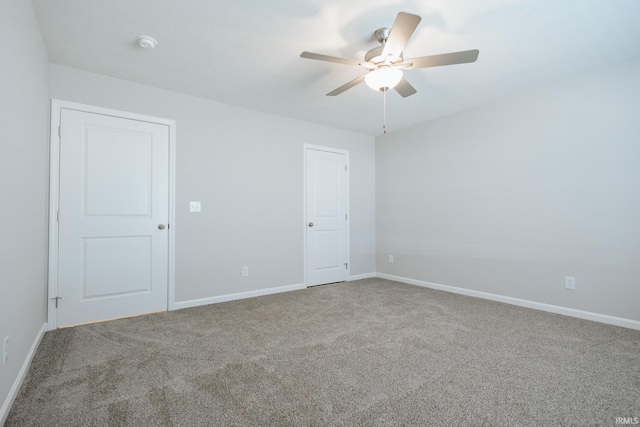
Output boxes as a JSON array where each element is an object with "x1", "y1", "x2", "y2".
[{"x1": 300, "y1": 12, "x2": 479, "y2": 97}]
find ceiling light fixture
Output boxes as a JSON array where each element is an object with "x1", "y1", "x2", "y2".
[
  {"x1": 364, "y1": 67, "x2": 403, "y2": 92},
  {"x1": 136, "y1": 35, "x2": 157, "y2": 49}
]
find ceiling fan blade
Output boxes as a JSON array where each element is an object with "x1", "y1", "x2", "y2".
[
  {"x1": 381, "y1": 12, "x2": 422, "y2": 61},
  {"x1": 394, "y1": 76, "x2": 417, "y2": 98},
  {"x1": 404, "y1": 50, "x2": 479, "y2": 70},
  {"x1": 300, "y1": 51, "x2": 361, "y2": 67},
  {"x1": 326, "y1": 75, "x2": 365, "y2": 96}
]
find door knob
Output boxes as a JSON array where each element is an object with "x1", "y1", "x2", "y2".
[
  {"x1": 308, "y1": 222, "x2": 314, "y2": 227},
  {"x1": 158, "y1": 224, "x2": 166, "y2": 230}
]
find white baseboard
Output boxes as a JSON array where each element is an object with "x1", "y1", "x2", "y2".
[
  {"x1": 172, "y1": 274, "x2": 379, "y2": 311},
  {"x1": 1, "y1": 322, "x2": 47, "y2": 425},
  {"x1": 377, "y1": 273, "x2": 640, "y2": 331},
  {"x1": 349, "y1": 272, "x2": 377, "y2": 281},
  {"x1": 172, "y1": 283, "x2": 307, "y2": 311}
]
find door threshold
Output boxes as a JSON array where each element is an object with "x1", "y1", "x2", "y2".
[
  {"x1": 307, "y1": 281, "x2": 346, "y2": 288},
  {"x1": 59, "y1": 309, "x2": 166, "y2": 329}
]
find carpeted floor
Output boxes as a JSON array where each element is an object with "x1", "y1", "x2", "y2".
[{"x1": 6, "y1": 278, "x2": 640, "y2": 426}]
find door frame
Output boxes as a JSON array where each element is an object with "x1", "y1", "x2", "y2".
[
  {"x1": 47, "y1": 99, "x2": 177, "y2": 330},
  {"x1": 303, "y1": 144, "x2": 350, "y2": 287}
]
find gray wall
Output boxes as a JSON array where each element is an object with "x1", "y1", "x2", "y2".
[
  {"x1": 376, "y1": 59, "x2": 640, "y2": 321},
  {"x1": 0, "y1": 0, "x2": 50, "y2": 417},
  {"x1": 49, "y1": 64, "x2": 376, "y2": 303}
]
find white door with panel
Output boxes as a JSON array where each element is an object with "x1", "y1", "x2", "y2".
[
  {"x1": 306, "y1": 147, "x2": 349, "y2": 286},
  {"x1": 56, "y1": 109, "x2": 169, "y2": 327}
]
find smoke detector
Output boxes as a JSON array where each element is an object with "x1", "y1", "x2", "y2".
[{"x1": 136, "y1": 35, "x2": 157, "y2": 49}]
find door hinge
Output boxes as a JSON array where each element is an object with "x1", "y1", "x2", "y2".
[
  {"x1": 344, "y1": 262, "x2": 348, "y2": 270},
  {"x1": 52, "y1": 296, "x2": 62, "y2": 308},
  {"x1": 345, "y1": 165, "x2": 347, "y2": 172},
  {"x1": 58, "y1": 126, "x2": 61, "y2": 139},
  {"x1": 56, "y1": 211, "x2": 59, "y2": 222},
  {"x1": 345, "y1": 213, "x2": 347, "y2": 220}
]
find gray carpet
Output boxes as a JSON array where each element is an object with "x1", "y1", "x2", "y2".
[{"x1": 6, "y1": 278, "x2": 640, "y2": 426}]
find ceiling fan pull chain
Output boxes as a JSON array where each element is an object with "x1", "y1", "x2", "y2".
[{"x1": 383, "y1": 88, "x2": 387, "y2": 135}]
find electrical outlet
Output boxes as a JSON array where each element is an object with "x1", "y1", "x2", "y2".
[
  {"x1": 389, "y1": 255, "x2": 394, "y2": 264},
  {"x1": 565, "y1": 276, "x2": 576, "y2": 290},
  {"x1": 3, "y1": 336, "x2": 8, "y2": 365},
  {"x1": 242, "y1": 266, "x2": 249, "y2": 277}
]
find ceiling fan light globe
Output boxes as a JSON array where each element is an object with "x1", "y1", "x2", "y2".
[{"x1": 364, "y1": 67, "x2": 403, "y2": 91}]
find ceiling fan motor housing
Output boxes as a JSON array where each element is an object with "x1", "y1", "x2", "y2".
[
  {"x1": 365, "y1": 46, "x2": 404, "y2": 65},
  {"x1": 366, "y1": 28, "x2": 403, "y2": 65}
]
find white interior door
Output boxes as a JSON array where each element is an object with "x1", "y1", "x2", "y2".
[
  {"x1": 306, "y1": 147, "x2": 349, "y2": 286},
  {"x1": 56, "y1": 108, "x2": 169, "y2": 327}
]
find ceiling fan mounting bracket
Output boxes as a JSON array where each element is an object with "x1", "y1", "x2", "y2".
[{"x1": 374, "y1": 27, "x2": 391, "y2": 44}]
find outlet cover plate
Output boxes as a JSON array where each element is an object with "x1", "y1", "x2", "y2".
[
  {"x1": 565, "y1": 276, "x2": 576, "y2": 290},
  {"x1": 3, "y1": 336, "x2": 8, "y2": 365}
]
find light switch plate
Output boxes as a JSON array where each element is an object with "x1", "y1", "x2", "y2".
[{"x1": 189, "y1": 201, "x2": 201, "y2": 213}]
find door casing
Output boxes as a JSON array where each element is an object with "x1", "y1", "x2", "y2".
[{"x1": 47, "y1": 100, "x2": 177, "y2": 330}]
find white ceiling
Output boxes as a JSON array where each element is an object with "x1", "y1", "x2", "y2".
[{"x1": 32, "y1": 0, "x2": 640, "y2": 136}]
